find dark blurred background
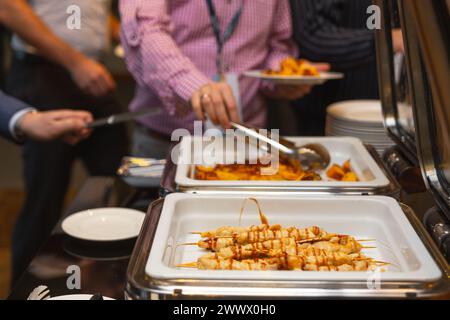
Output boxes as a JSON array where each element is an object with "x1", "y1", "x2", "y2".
[{"x1": 0, "y1": 0, "x2": 135, "y2": 298}]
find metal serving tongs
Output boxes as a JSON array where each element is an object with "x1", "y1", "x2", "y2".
[{"x1": 230, "y1": 122, "x2": 330, "y2": 171}]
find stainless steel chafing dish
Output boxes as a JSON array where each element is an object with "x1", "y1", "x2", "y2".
[
  {"x1": 126, "y1": 0, "x2": 450, "y2": 299},
  {"x1": 375, "y1": 0, "x2": 450, "y2": 260},
  {"x1": 171, "y1": 136, "x2": 400, "y2": 196},
  {"x1": 126, "y1": 194, "x2": 449, "y2": 300}
]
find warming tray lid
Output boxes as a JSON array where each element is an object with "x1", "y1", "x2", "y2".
[
  {"x1": 375, "y1": 0, "x2": 417, "y2": 164},
  {"x1": 375, "y1": 0, "x2": 450, "y2": 215}
]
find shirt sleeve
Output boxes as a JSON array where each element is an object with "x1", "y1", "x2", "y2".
[
  {"x1": 9, "y1": 107, "x2": 36, "y2": 141},
  {"x1": 290, "y1": 0, "x2": 376, "y2": 70},
  {"x1": 0, "y1": 90, "x2": 32, "y2": 142},
  {"x1": 119, "y1": 0, "x2": 210, "y2": 115}
]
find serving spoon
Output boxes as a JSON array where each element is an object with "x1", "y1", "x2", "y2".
[{"x1": 230, "y1": 122, "x2": 330, "y2": 171}]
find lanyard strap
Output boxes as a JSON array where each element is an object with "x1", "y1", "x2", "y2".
[{"x1": 205, "y1": 0, "x2": 243, "y2": 74}]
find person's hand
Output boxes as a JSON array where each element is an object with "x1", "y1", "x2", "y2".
[
  {"x1": 264, "y1": 63, "x2": 330, "y2": 100},
  {"x1": 392, "y1": 29, "x2": 405, "y2": 53},
  {"x1": 19, "y1": 110, "x2": 93, "y2": 145},
  {"x1": 265, "y1": 84, "x2": 314, "y2": 100},
  {"x1": 191, "y1": 82, "x2": 240, "y2": 129},
  {"x1": 69, "y1": 56, "x2": 116, "y2": 97}
]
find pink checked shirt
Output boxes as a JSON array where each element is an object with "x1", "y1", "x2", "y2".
[{"x1": 120, "y1": 0, "x2": 298, "y2": 136}]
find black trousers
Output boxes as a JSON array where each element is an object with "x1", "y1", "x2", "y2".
[{"x1": 6, "y1": 55, "x2": 129, "y2": 284}]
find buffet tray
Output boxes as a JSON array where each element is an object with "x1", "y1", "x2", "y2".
[
  {"x1": 162, "y1": 139, "x2": 400, "y2": 196},
  {"x1": 148, "y1": 193, "x2": 440, "y2": 282},
  {"x1": 126, "y1": 195, "x2": 450, "y2": 300}
]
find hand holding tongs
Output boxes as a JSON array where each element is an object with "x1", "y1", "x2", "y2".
[{"x1": 230, "y1": 122, "x2": 330, "y2": 171}]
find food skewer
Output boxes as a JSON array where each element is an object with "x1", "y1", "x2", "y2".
[
  {"x1": 212, "y1": 238, "x2": 363, "y2": 260},
  {"x1": 190, "y1": 224, "x2": 273, "y2": 238},
  {"x1": 182, "y1": 235, "x2": 366, "y2": 254},
  {"x1": 197, "y1": 226, "x2": 332, "y2": 251},
  {"x1": 208, "y1": 247, "x2": 373, "y2": 267},
  {"x1": 178, "y1": 197, "x2": 387, "y2": 273},
  {"x1": 177, "y1": 256, "x2": 387, "y2": 271}
]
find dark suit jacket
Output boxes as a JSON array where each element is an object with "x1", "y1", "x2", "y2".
[{"x1": 0, "y1": 90, "x2": 30, "y2": 142}]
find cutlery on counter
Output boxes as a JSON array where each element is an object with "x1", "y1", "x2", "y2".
[
  {"x1": 27, "y1": 285, "x2": 51, "y2": 300},
  {"x1": 117, "y1": 157, "x2": 166, "y2": 177}
]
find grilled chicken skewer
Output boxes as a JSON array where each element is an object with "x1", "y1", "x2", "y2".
[
  {"x1": 215, "y1": 239, "x2": 366, "y2": 262},
  {"x1": 214, "y1": 238, "x2": 297, "y2": 260},
  {"x1": 304, "y1": 237, "x2": 363, "y2": 255},
  {"x1": 198, "y1": 226, "x2": 332, "y2": 251},
  {"x1": 194, "y1": 256, "x2": 280, "y2": 271},
  {"x1": 210, "y1": 247, "x2": 370, "y2": 267},
  {"x1": 192, "y1": 224, "x2": 275, "y2": 238},
  {"x1": 197, "y1": 233, "x2": 361, "y2": 253},
  {"x1": 303, "y1": 260, "x2": 381, "y2": 271},
  {"x1": 181, "y1": 255, "x2": 382, "y2": 271}
]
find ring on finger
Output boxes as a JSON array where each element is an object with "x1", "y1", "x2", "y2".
[{"x1": 201, "y1": 93, "x2": 212, "y2": 101}]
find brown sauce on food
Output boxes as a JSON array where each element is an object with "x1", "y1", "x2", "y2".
[{"x1": 239, "y1": 198, "x2": 269, "y2": 227}]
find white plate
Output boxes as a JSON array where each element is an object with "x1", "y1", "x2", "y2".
[
  {"x1": 48, "y1": 294, "x2": 115, "y2": 300},
  {"x1": 327, "y1": 119, "x2": 386, "y2": 131},
  {"x1": 327, "y1": 100, "x2": 384, "y2": 124},
  {"x1": 146, "y1": 193, "x2": 442, "y2": 282},
  {"x1": 244, "y1": 70, "x2": 344, "y2": 85},
  {"x1": 62, "y1": 208, "x2": 145, "y2": 242},
  {"x1": 327, "y1": 114, "x2": 386, "y2": 127}
]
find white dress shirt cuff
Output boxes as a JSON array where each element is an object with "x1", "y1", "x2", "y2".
[{"x1": 8, "y1": 108, "x2": 37, "y2": 141}]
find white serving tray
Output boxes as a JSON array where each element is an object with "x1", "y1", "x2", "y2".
[
  {"x1": 175, "y1": 136, "x2": 390, "y2": 189},
  {"x1": 146, "y1": 193, "x2": 442, "y2": 283}
]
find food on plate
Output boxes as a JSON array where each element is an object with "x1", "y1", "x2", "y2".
[
  {"x1": 263, "y1": 57, "x2": 320, "y2": 77},
  {"x1": 195, "y1": 160, "x2": 321, "y2": 181},
  {"x1": 326, "y1": 160, "x2": 359, "y2": 182},
  {"x1": 178, "y1": 198, "x2": 385, "y2": 272}
]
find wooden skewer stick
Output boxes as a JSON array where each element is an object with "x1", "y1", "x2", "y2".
[
  {"x1": 353, "y1": 258, "x2": 390, "y2": 265},
  {"x1": 178, "y1": 242, "x2": 199, "y2": 246},
  {"x1": 371, "y1": 261, "x2": 390, "y2": 265},
  {"x1": 297, "y1": 237, "x2": 333, "y2": 244},
  {"x1": 176, "y1": 262, "x2": 197, "y2": 268},
  {"x1": 190, "y1": 232, "x2": 203, "y2": 235},
  {"x1": 356, "y1": 239, "x2": 377, "y2": 242},
  {"x1": 361, "y1": 246, "x2": 377, "y2": 249}
]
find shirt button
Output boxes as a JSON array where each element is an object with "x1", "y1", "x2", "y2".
[{"x1": 130, "y1": 33, "x2": 138, "y2": 41}]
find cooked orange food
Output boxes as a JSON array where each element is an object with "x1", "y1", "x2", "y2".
[
  {"x1": 195, "y1": 160, "x2": 321, "y2": 181},
  {"x1": 263, "y1": 57, "x2": 320, "y2": 76},
  {"x1": 326, "y1": 160, "x2": 359, "y2": 182}
]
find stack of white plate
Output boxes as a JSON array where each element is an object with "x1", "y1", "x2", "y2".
[{"x1": 325, "y1": 100, "x2": 395, "y2": 155}]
